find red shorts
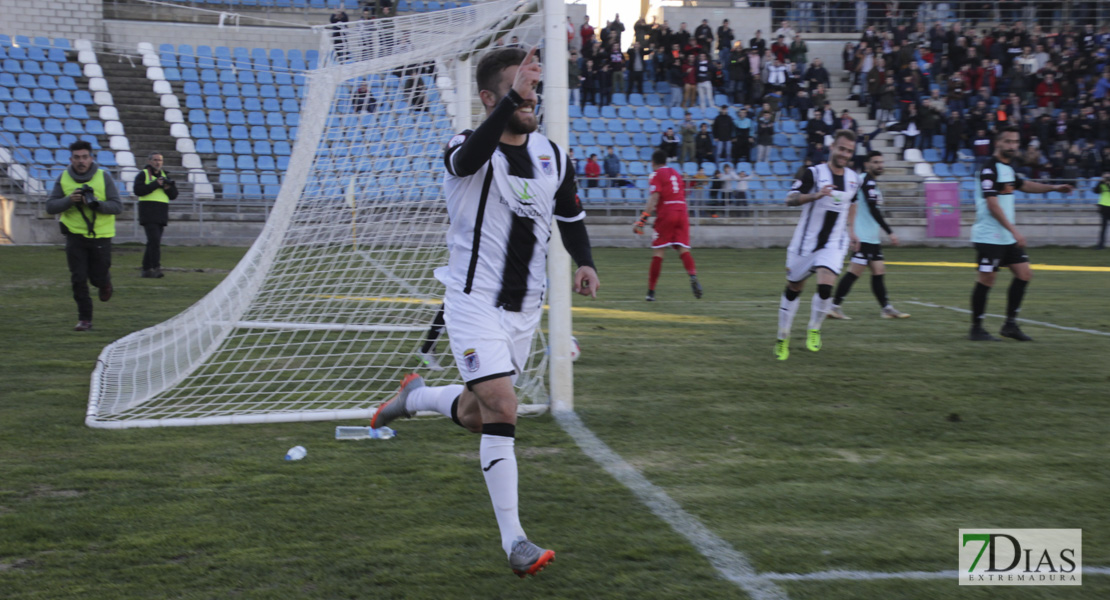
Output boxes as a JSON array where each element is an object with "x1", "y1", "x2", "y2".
[{"x1": 651, "y1": 211, "x2": 690, "y2": 248}]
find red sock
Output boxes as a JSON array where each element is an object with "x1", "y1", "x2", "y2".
[
  {"x1": 648, "y1": 256, "x2": 663, "y2": 291},
  {"x1": 680, "y1": 252, "x2": 696, "y2": 276}
]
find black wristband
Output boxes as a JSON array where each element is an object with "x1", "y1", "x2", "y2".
[{"x1": 505, "y1": 88, "x2": 524, "y2": 107}]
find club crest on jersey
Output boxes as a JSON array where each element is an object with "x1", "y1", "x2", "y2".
[
  {"x1": 539, "y1": 155, "x2": 554, "y2": 176},
  {"x1": 463, "y1": 349, "x2": 480, "y2": 372}
]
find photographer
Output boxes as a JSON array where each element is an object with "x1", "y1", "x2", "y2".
[
  {"x1": 45, "y1": 141, "x2": 123, "y2": 331},
  {"x1": 134, "y1": 152, "x2": 178, "y2": 278}
]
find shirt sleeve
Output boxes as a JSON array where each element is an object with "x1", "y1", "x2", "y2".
[
  {"x1": 1012, "y1": 172, "x2": 1024, "y2": 191},
  {"x1": 554, "y1": 162, "x2": 585, "y2": 222},
  {"x1": 443, "y1": 130, "x2": 473, "y2": 177},
  {"x1": 979, "y1": 165, "x2": 999, "y2": 198},
  {"x1": 790, "y1": 167, "x2": 815, "y2": 195},
  {"x1": 648, "y1": 170, "x2": 659, "y2": 194}
]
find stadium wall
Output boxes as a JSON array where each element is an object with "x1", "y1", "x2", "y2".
[
  {"x1": 101, "y1": 20, "x2": 319, "y2": 53},
  {"x1": 0, "y1": 0, "x2": 105, "y2": 42}
]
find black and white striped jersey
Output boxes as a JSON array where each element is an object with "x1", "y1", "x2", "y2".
[
  {"x1": 443, "y1": 130, "x2": 584, "y2": 312},
  {"x1": 787, "y1": 163, "x2": 861, "y2": 256}
]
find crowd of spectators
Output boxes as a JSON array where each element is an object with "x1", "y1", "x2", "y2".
[{"x1": 841, "y1": 19, "x2": 1110, "y2": 180}]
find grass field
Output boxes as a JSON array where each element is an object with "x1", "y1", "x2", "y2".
[{"x1": 1, "y1": 243, "x2": 1108, "y2": 599}]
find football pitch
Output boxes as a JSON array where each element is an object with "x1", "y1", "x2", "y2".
[{"x1": 1, "y1": 243, "x2": 1108, "y2": 599}]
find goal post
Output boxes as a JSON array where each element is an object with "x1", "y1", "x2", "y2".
[{"x1": 86, "y1": 0, "x2": 574, "y2": 428}]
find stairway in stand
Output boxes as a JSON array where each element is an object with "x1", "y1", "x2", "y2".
[{"x1": 99, "y1": 56, "x2": 185, "y2": 189}]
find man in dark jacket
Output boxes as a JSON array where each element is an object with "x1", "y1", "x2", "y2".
[
  {"x1": 944, "y1": 111, "x2": 965, "y2": 164},
  {"x1": 45, "y1": 141, "x2": 123, "y2": 331},
  {"x1": 803, "y1": 58, "x2": 830, "y2": 90},
  {"x1": 712, "y1": 105, "x2": 735, "y2": 162},
  {"x1": 134, "y1": 152, "x2": 179, "y2": 278},
  {"x1": 695, "y1": 123, "x2": 715, "y2": 163}
]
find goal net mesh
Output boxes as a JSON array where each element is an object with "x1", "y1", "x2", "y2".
[{"x1": 87, "y1": 0, "x2": 549, "y2": 428}]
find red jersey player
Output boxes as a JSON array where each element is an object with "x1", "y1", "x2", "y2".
[{"x1": 634, "y1": 150, "x2": 703, "y2": 301}]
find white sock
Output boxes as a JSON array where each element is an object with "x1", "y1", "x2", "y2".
[
  {"x1": 778, "y1": 293, "x2": 800, "y2": 339},
  {"x1": 480, "y1": 433, "x2": 526, "y2": 557},
  {"x1": 808, "y1": 292, "x2": 830, "y2": 330},
  {"x1": 405, "y1": 384, "x2": 464, "y2": 417}
]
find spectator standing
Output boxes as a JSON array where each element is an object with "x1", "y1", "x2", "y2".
[
  {"x1": 45, "y1": 141, "x2": 122, "y2": 331},
  {"x1": 803, "y1": 57, "x2": 829, "y2": 90},
  {"x1": 717, "y1": 20, "x2": 735, "y2": 67},
  {"x1": 567, "y1": 16, "x2": 578, "y2": 51},
  {"x1": 732, "y1": 106, "x2": 754, "y2": 163},
  {"x1": 567, "y1": 51, "x2": 581, "y2": 107},
  {"x1": 580, "y1": 59, "x2": 596, "y2": 108},
  {"x1": 580, "y1": 16, "x2": 595, "y2": 49},
  {"x1": 696, "y1": 53, "x2": 713, "y2": 110},
  {"x1": 1035, "y1": 73, "x2": 1063, "y2": 109},
  {"x1": 712, "y1": 105, "x2": 734, "y2": 162},
  {"x1": 749, "y1": 30, "x2": 767, "y2": 57},
  {"x1": 945, "y1": 111, "x2": 966, "y2": 164},
  {"x1": 608, "y1": 43, "x2": 625, "y2": 96},
  {"x1": 660, "y1": 127, "x2": 680, "y2": 159},
  {"x1": 755, "y1": 111, "x2": 775, "y2": 162},
  {"x1": 609, "y1": 14, "x2": 626, "y2": 46},
  {"x1": 667, "y1": 50, "x2": 684, "y2": 106},
  {"x1": 789, "y1": 33, "x2": 808, "y2": 65},
  {"x1": 695, "y1": 123, "x2": 714, "y2": 163},
  {"x1": 771, "y1": 35, "x2": 789, "y2": 63},
  {"x1": 584, "y1": 154, "x2": 601, "y2": 190},
  {"x1": 680, "y1": 113, "x2": 698, "y2": 164},
  {"x1": 682, "y1": 54, "x2": 698, "y2": 108},
  {"x1": 604, "y1": 146, "x2": 622, "y2": 187},
  {"x1": 597, "y1": 62, "x2": 613, "y2": 107},
  {"x1": 773, "y1": 20, "x2": 796, "y2": 44},
  {"x1": 718, "y1": 163, "x2": 741, "y2": 206},
  {"x1": 330, "y1": 9, "x2": 349, "y2": 60},
  {"x1": 877, "y1": 75, "x2": 897, "y2": 124},
  {"x1": 695, "y1": 19, "x2": 713, "y2": 50},
  {"x1": 626, "y1": 42, "x2": 645, "y2": 95},
  {"x1": 134, "y1": 152, "x2": 178, "y2": 278}
]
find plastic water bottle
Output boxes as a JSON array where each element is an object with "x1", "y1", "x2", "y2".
[
  {"x1": 284, "y1": 445, "x2": 307, "y2": 461},
  {"x1": 335, "y1": 426, "x2": 396, "y2": 440}
]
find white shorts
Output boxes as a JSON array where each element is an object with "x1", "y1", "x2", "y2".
[
  {"x1": 443, "y1": 287, "x2": 541, "y2": 388},
  {"x1": 785, "y1": 246, "x2": 846, "y2": 282}
]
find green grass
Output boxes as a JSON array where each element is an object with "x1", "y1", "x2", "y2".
[{"x1": 1, "y1": 243, "x2": 1108, "y2": 599}]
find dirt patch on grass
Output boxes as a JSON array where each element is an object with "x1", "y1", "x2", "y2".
[
  {"x1": 28, "y1": 485, "x2": 83, "y2": 499},
  {"x1": 0, "y1": 558, "x2": 34, "y2": 571}
]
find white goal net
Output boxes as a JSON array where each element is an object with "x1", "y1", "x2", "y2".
[{"x1": 87, "y1": 0, "x2": 565, "y2": 428}]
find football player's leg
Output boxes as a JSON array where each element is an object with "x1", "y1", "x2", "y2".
[
  {"x1": 471, "y1": 376, "x2": 528, "y2": 558},
  {"x1": 808, "y1": 267, "x2": 836, "y2": 331},
  {"x1": 779, "y1": 279, "x2": 804, "y2": 340},
  {"x1": 832, "y1": 261, "x2": 866, "y2": 315},
  {"x1": 648, "y1": 247, "x2": 665, "y2": 295}
]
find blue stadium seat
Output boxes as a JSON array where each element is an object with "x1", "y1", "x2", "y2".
[
  {"x1": 232, "y1": 140, "x2": 252, "y2": 155},
  {"x1": 195, "y1": 139, "x2": 214, "y2": 153},
  {"x1": 210, "y1": 125, "x2": 230, "y2": 139},
  {"x1": 228, "y1": 111, "x2": 246, "y2": 125},
  {"x1": 281, "y1": 99, "x2": 299, "y2": 113},
  {"x1": 578, "y1": 132, "x2": 595, "y2": 146},
  {"x1": 276, "y1": 156, "x2": 290, "y2": 170},
  {"x1": 642, "y1": 121, "x2": 660, "y2": 134},
  {"x1": 250, "y1": 126, "x2": 268, "y2": 140},
  {"x1": 257, "y1": 156, "x2": 276, "y2": 171},
  {"x1": 214, "y1": 140, "x2": 233, "y2": 154},
  {"x1": 627, "y1": 93, "x2": 644, "y2": 106},
  {"x1": 571, "y1": 120, "x2": 588, "y2": 133},
  {"x1": 23, "y1": 117, "x2": 44, "y2": 133},
  {"x1": 43, "y1": 118, "x2": 64, "y2": 134},
  {"x1": 6, "y1": 102, "x2": 27, "y2": 117},
  {"x1": 20, "y1": 132, "x2": 41, "y2": 148},
  {"x1": 230, "y1": 125, "x2": 249, "y2": 140},
  {"x1": 933, "y1": 163, "x2": 951, "y2": 177},
  {"x1": 284, "y1": 113, "x2": 299, "y2": 127},
  {"x1": 755, "y1": 162, "x2": 772, "y2": 176},
  {"x1": 96, "y1": 150, "x2": 117, "y2": 166},
  {"x1": 582, "y1": 105, "x2": 599, "y2": 119},
  {"x1": 607, "y1": 120, "x2": 624, "y2": 133},
  {"x1": 269, "y1": 126, "x2": 288, "y2": 141}
]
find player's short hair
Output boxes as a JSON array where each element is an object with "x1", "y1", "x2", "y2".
[
  {"x1": 994, "y1": 125, "x2": 1020, "y2": 140},
  {"x1": 476, "y1": 48, "x2": 527, "y2": 94},
  {"x1": 651, "y1": 149, "x2": 668, "y2": 166},
  {"x1": 69, "y1": 140, "x2": 92, "y2": 154},
  {"x1": 832, "y1": 129, "x2": 857, "y2": 144},
  {"x1": 867, "y1": 150, "x2": 883, "y2": 160}
]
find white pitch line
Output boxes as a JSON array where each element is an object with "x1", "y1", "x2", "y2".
[
  {"x1": 554, "y1": 410, "x2": 789, "y2": 600},
  {"x1": 905, "y1": 301, "x2": 1110, "y2": 337},
  {"x1": 762, "y1": 566, "x2": 1110, "y2": 581}
]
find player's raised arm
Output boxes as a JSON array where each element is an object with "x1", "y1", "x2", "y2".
[{"x1": 446, "y1": 47, "x2": 541, "y2": 178}]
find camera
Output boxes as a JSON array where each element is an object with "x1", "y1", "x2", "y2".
[{"x1": 80, "y1": 184, "x2": 100, "y2": 209}]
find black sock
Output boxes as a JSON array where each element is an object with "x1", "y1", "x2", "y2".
[
  {"x1": 817, "y1": 284, "x2": 832, "y2": 300},
  {"x1": 871, "y1": 274, "x2": 888, "y2": 307},
  {"x1": 971, "y1": 282, "x2": 991, "y2": 328},
  {"x1": 481, "y1": 422, "x2": 516, "y2": 438},
  {"x1": 784, "y1": 285, "x2": 800, "y2": 301},
  {"x1": 449, "y1": 396, "x2": 463, "y2": 428},
  {"x1": 420, "y1": 307, "x2": 446, "y2": 354},
  {"x1": 1006, "y1": 278, "x2": 1029, "y2": 323},
  {"x1": 833, "y1": 272, "x2": 858, "y2": 305}
]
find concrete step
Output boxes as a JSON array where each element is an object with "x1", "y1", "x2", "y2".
[{"x1": 100, "y1": 58, "x2": 183, "y2": 172}]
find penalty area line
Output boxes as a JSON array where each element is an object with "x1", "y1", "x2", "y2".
[
  {"x1": 904, "y1": 300, "x2": 1110, "y2": 337},
  {"x1": 554, "y1": 410, "x2": 789, "y2": 600}
]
